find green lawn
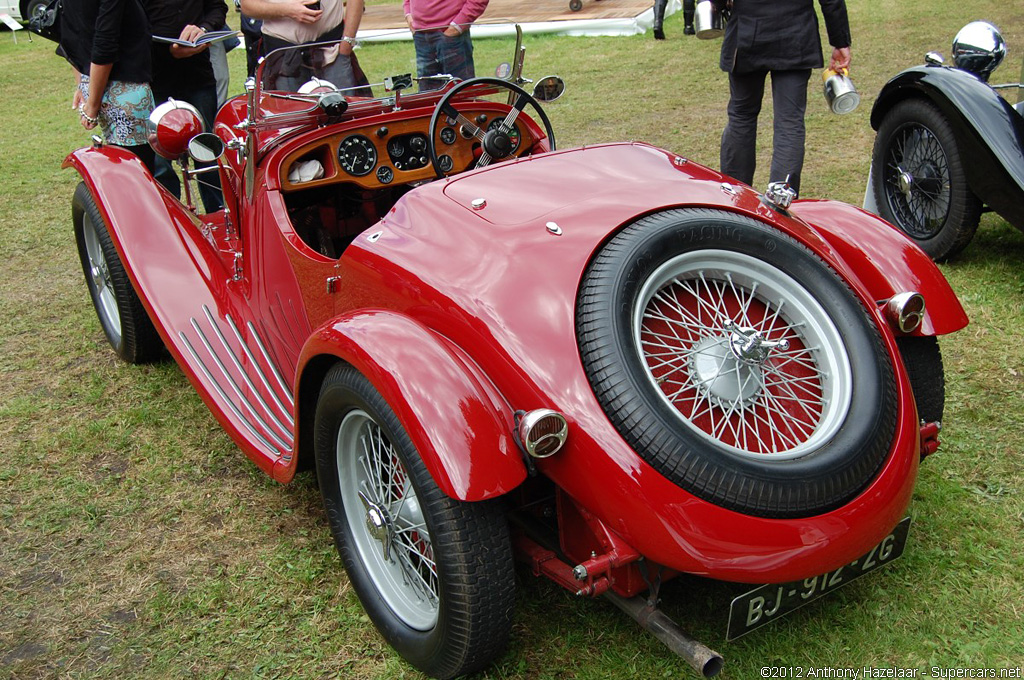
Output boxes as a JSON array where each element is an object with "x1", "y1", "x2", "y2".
[{"x1": 2, "y1": 1, "x2": 1024, "y2": 677}]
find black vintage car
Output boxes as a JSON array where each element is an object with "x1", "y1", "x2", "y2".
[{"x1": 867, "y1": 21, "x2": 1024, "y2": 261}]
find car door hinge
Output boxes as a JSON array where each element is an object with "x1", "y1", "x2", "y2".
[{"x1": 326, "y1": 276, "x2": 341, "y2": 293}]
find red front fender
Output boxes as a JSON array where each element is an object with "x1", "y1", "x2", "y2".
[
  {"x1": 295, "y1": 310, "x2": 527, "y2": 501},
  {"x1": 791, "y1": 199, "x2": 969, "y2": 336}
]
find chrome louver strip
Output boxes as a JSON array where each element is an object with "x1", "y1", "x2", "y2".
[
  {"x1": 224, "y1": 313, "x2": 296, "y2": 424},
  {"x1": 247, "y1": 320, "x2": 296, "y2": 409},
  {"x1": 204, "y1": 307, "x2": 295, "y2": 434},
  {"x1": 179, "y1": 331, "x2": 285, "y2": 457},
  {"x1": 187, "y1": 316, "x2": 293, "y2": 452}
]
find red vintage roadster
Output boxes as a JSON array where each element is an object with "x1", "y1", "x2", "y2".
[{"x1": 66, "y1": 28, "x2": 967, "y2": 678}]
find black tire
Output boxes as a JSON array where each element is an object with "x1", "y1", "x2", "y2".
[
  {"x1": 314, "y1": 364, "x2": 514, "y2": 680},
  {"x1": 72, "y1": 182, "x2": 164, "y2": 364},
  {"x1": 22, "y1": 0, "x2": 48, "y2": 20},
  {"x1": 577, "y1": 209, "x2": 898, "y2": 519},
  {"x1": 896, "y1": 336, "x2": 945, "y2": 424},
  {"x1": 872, "y1": 98, "x2": 982, "y2": 262}
]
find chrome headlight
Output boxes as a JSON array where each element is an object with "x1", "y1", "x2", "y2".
[{"x1": 952, "y1": 21, "x2": 1006, "y2": 82}]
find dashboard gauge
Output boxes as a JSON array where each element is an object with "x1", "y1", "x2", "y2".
[
  {"x1": 387, "y1": 139, "x2": 405, "y2": 157},
  {"x1": 439, "y1": 126, "x2": 457, "y2": 145},
  {"x1": 376, "y1": 166, "x2": 394, "y2": 184},
  {"x1": 438, "y1": 155, "x2": 454, "y2": 173},
  {"x1": 338, "y1": 135, "x2": 377, "y2": 176},
  {"x1": 487, "y1": 118, "x2": 521, "y2": 152}
]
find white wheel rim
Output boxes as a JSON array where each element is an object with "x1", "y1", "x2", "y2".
[
  {"x1": 82, "y1": 214, "x2": 122, "y2": 342},
  {"x1": 336, "y1": 409, "x2": 438, "y2": 630},
  {"x1": 633, "y1": 249, "x2": 853, "y2": 461}
]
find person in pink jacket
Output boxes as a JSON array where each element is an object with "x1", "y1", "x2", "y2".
[{"x1": 403, "y1": 0, "x2": 488, "y2": 89}]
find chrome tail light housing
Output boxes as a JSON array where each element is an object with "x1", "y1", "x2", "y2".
[{"x1": 516, "y1": 409, "x2": 569, "y2": 459}]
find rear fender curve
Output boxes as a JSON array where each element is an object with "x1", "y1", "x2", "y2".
[
  {"x1": 289, "y1": 309, "x2": 527, "y2": 501},
  {"x1": 790, "y1": 199, "x2": 968, "y2": 336},
  {"x1": 871, "y1": 67, "x2": 1024, "y2": 230}
]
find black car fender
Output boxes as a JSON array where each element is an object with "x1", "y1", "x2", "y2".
[{"x1": 871, "y1": 65, "x2": 1024, "y2": 231}]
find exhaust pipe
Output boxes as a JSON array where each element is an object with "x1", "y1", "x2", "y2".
[{"x1": 604, "y1": 591, "x2": 724, "y2": 678}]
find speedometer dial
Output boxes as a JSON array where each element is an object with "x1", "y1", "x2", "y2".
[{"x1": 338, "y1": 135, "x2": 378, "y2": 176}]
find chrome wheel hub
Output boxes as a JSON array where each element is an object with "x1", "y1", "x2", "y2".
[
  {"x1": 359, "y1": 491, "x2": 395, "y2": 561},
  {"x1": 898, "y1": 168, "x2": 914, "y2": 197},
  {"x1": 726, "y1": 320, "x2": 790, "y2": 365},
  {"x1": 689, "y1": 335, "x2": 763, "y2": 406}
]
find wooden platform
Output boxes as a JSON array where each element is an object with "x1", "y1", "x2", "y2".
[{"x1": 360, "y1": 0, "x2": 655, "y2": 32}]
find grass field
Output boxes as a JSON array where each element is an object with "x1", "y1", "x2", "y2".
[{"x1": 2, "y1": 1, "x2": 1024, "y2": 678}]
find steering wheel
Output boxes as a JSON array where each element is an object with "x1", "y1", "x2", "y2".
[{"x1": 427, "y1": 77, "x2": 557, "y2": 179}]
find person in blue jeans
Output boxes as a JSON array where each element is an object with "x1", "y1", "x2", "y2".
[{"x1": 403, "y1": 0, "x2": 488, "y2": 91}]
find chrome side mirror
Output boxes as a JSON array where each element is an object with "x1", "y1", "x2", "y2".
[
  {"x1": 533, "y1": 76, "x2": 566, "y2": 102},
  {"x1": 188, "y1": 133, "x2": 225, "y2": 164}
]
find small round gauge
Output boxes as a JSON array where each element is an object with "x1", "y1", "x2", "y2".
[
  {"x1": 438, "y1": 155, "x2": 454, "y2": 173},
  {"x1": 440, "y1": 127, "x2": 457, "y2": 145},
  {"x1": 376, "y1": 166, "x2": 394, "y2": 184},
  {"x1": 487, "y1": 118, "x2": 521, "y2": 152},
  {"x1": 387, "y1": 139, "x2": 405, "y2": 158},
  {"x1": 409, "y1": 135, "x2": 427, "y2": 153},
  {"x1": 338, "y1": 135, "x2": 377, "y2": 176}
]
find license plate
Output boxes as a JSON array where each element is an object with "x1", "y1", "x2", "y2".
[{"x1": 726, "y1": 516, "x2": 911, "y2": 641}]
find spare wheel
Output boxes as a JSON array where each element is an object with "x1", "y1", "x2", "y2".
[{"x1": 576, "y1": 208, "x2": 898, "y2": 518}]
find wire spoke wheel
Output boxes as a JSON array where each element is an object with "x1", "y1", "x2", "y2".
[
  {"x1": 634, "y1": 250, "x2": 851, "y2": 460},
  {"x1": 81, "y1": 212, "x2": 123, "y2": 343},
  {"x1": 882, "y1": 123, "x2": 951, "y2": 240},
  {"x1": 337, "y1": 409, "x2": 438, "y2": 630},
  {"x1": 72, "y1": 182, "x2": 163, "y2": 364},
  {"x1": 872, "y1": 99, "x2": 981, "y2": 261},
  {"x1": 578, "y1": 209, "x2": 896, "y2": 518},
  {"x1": 314, "y1": 365, "x2": 514, "y2": 678}
]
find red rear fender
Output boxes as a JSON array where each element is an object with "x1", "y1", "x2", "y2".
[
  {"x1": 296, "y1": 310, "x2": 527, "y2": 500},
  {"x1": 791, "y1": 199, "x2": 968, "y2": 336}
]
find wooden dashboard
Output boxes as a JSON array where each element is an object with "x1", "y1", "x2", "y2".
[{"x1": 280, "y1": 103, "x2": 537, "y2": 193}]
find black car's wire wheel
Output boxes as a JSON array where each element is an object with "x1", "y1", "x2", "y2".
[
  {"x1": 314, "y1": 364, "x2": 514, "y2": 680},
  {"x1": 872, "y1": 98, "x2": 982, "y2": 262},
  {"x1": 577, "y1": 209, "x2": 897, "y2": 518},
  {"x1": 72, "y1": 182, "x2": 164, "y2": 364}
]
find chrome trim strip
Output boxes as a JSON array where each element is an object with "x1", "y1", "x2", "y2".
[
  {"x1": 189, "y1": 317, "x2": 292, "y2": 452},
  {"x1": 179, "y1": 331, "x2": 282, "y2": 457},
  {"x1": 223, "y1": 312, "x2": 295, "y2": 425},
  {"x1": 205, "y1": 307, "x2": 295, "y2": 437},
  {"x1": 247, "y1": 320, "x2": 295, "y2": 408}
]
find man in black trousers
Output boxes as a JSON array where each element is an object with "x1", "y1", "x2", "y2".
[
  {"x1": 716, "y1": 0, "x2": 851, "y2": 196},
  {"x1": 652, "y1": 0, "x2": 694, "y2": 40}
]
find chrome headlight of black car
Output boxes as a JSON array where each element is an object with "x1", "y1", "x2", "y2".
[{"x1": 952, "y1": 21, "x2": 1006, "y2": 81}]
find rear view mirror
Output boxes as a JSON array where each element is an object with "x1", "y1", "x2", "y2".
[
  {"x1": 532, "y1": 76, "x2": 565, "y2": 102},
  {"x1": 188, "y1": 133, "x2": 225, "y2": 163}
]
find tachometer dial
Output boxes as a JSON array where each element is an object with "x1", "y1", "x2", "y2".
[{"x1": 338, "y1": 135, "x2": 377, "y2": 176}]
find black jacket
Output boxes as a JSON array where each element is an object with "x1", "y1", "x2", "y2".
[
  {"x1": 145, "y1": 0, "x2": 228, "y2": 91},
  {"x1": 719, "y1": 0, "x2": 851, "y2": 74},
  {"x1": 60, "y1": 0, "x2": 152, "y2": 83}
]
